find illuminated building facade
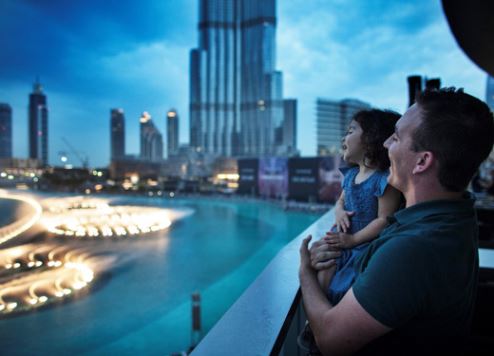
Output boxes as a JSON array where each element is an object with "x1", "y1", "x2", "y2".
[
  {"x1": 0, "y1": 103, "x2": 12, "y2": 159},
  {"x1": 110, "y1": 109, "x2": 125, "y2": 160},
  {"x1": 140, "y1": 112, "x2": 163, "y2": 162},
  {"x1": 189, "y1": 0, "x2": 284, "y2": 157},
  {"x1": 167, "y1": 109, "x2": 179, "y2": 157},
  {"x1": 28, "y1": 79, "x2": 48, "y2": 166},
  {"x1": 317, "y1": 98, "x2": 371, "y2": 156}
]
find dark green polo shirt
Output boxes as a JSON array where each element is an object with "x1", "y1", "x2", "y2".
[{"x1": 352, "y1": 195, "x2": 479, "y2": 353}]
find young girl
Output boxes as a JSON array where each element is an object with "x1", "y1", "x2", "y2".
[{"x1": 318, "y1": 109, "x2": 402, "y2": 304}]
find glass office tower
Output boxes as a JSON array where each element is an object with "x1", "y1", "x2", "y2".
[
  {"x1": 110, "y1": 108, "x2": 125, "y2": 160},
  {"x1": 0, "y1": 103, "x2": 12, "y2": 159},
  {"x1": 29, "y1": 79, "x2": 48, "y2": 166},
  {"x1": 190, "y1": 0, "x2": 284, "y2": 157}
]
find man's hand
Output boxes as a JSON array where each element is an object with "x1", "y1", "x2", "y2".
[
  {"x1": 325, "y1": 231, "x2": 356, "y2": 249},
  {"x1": 334, "y1": 206, "x2": 355, "y2": 233},
  {"x1": 299, "y1": 235, "x2": 313, "y2": 273},
  {"x1": 309, "y1": 237, "x2": 342, "y2": 270}
]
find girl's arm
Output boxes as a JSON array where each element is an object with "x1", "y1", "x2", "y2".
[{"x1": 327, "y1": 185, "x2": 401, "y2": 249}]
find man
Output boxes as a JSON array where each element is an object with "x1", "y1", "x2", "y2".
[{"x1": 299, "y1": 88, "x2": 494, "y2": 355}]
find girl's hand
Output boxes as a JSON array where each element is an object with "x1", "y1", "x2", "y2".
[
  {"x1": 334, "y1": 206, "x2": 355, "y2": 233},
  {"x1": 325, "y1": 231, "x2": 355, "y2": 249}
]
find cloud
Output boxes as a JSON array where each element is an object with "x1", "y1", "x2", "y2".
[{"x1": 277, "y1": 0, "x2": 486, "y2": 156}]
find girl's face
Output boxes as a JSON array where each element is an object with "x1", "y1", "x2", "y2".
[{"x1": 342, "y1": 120, "x2": 365, "y2": 164}]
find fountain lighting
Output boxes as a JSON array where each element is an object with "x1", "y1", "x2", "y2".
[
  {"x1": 0, "y1": 244, "x2": 111, "y2": 316},
  {"x1": 0, "y1": 192, "x2": 43, "y2": 246},
  {"x1": 42, "y1": 197, "x2": 173, "y2": 239}
]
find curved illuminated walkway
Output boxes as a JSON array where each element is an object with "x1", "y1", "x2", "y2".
[{"x1": 0, "y1": 193, "x2": 183, "y2": 316}]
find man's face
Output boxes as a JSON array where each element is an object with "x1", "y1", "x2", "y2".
[{"x1": 383, "y1": 104, "x2": 423, "y2": 192}]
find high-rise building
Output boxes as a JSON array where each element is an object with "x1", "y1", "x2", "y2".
[
  {"x1": 283, "y1": 99, "x2": 297, "y2": 154},
  {"x1": 190, "y1": 0, "x2": 284, "y2": 157},
  {"x1": 407, "y1": 75, "x2": 441, "y2": 107},
  {"x1": 486, "y1": 75, "x2": 494, "y2": 111},
  {"x1": 317, "y1": 98, "x2": 371, "y2": 156},
  {"x1": 140, "y1": 112, "x2": 163, "y2": 162},
  {"x1": 425, "y1": 78, "x2": 441, "y2": 91},
  {"x1": 407, "y1": 75, "x2": 422, "y2": 107},
  {"x1": 0, "y1": 104, "x2": 12, "y2": 159},
  {"x1": 167, "y1": 109, "x2": 179, "y2": 157},
  {"x1": 28, "y1": 79, "x2": 48, "y2": 166},
  {"x1": 110, "y1": 108, "x2": 125, "y2": 160}
]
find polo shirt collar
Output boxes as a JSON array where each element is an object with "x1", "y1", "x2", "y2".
[{"x1": 393, "y1": 192, "x2": 475, "y2": 225}]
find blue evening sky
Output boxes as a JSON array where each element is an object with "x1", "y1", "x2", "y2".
[{"x1": 0, "y1": 0, "x2": 487, "y2": 167}]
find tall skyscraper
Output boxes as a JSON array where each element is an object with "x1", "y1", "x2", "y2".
[
  {"x1": 283, "y1": 99, "x2": 297, "y2": 154},
  {"x1": 317, "y1": 98, "x2": 371, "y2": 156},
  {"x1": 140, "y1": 112, "x2": 163, "y2": 162},
  {"x1": 407, "y1": 75, "x2": 422, "y2": 107},
  {"x1": 425, "y1": 78, "x2": 441, "y2": 91},
  {"x1": 110, "y1": 108, "x2": 125, "y2": 160},
  {"x1": 29, "y1": 79, "x2": 48, "y2": 166},
  {"x1": 486, "y1": 75, "x2": 494, "y2": 111},
  {"x1": 407, "y1": 75, "x2": 441, "y2": 107},
  {"x1": 190, "y1": 0, "x2": 284, "y2": 157},
  {"x1": 167, "y1": 109, "x2": 179, "y2": 157},
  {"x1": 0, "y1": 103, "x2": 12, "y2": 159}
]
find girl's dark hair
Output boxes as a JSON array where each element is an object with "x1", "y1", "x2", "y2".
[{"x1": 352, "y1": 109, "x2": 400, "y2": 170}]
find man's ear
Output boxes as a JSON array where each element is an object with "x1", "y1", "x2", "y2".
[{"x1": 412, "y1": 151, "x2": 434, "y2": 174}]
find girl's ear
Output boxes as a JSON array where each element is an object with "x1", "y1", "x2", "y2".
[{"x1": 412, "y1": 151, "x2": 434, "y2": 174}]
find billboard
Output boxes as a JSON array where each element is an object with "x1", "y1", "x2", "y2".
[
  {"x1": 288, "y1": 157, "x2": 320, "y2": 202},
  {"x1": 318, "y1": 156, "x2": 345, "y2": 204},
  {"x1": 258, "y1": 157, "x2": 288, "y2": 198},
  {"x1": 237, "y1": 159, "x2": 259, "y2": 195}
]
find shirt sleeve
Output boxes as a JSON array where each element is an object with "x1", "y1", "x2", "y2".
[
  {"x1": 352, "y1": 238, "x2": 429, "y2": 328},
  {"x1": 374, "y1": 170, "x2": 390, "y2": 197}
]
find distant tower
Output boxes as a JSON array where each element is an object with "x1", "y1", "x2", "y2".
[
  {"x1": 140, "y1": 112, "x2": 163, "y2": 162},
  {"x1": 317, "y1": 98, "x2": 371, "y2": 156},
  {"x1": 110, "y1": 108, "x2": 125, "y2": 160},
  {"x1": 167, "y1": 109, "x2": 179, "y2": 157},
  {"x1": 29, "y1": 79, "x2": 48, "y2": 166},
  {"x1": 486, "y1": 75, "x2": 494, "y2": 112},
  {"x1": 425, "y1": 78, "x2": 441, "y2": 91},
  {"x1": 407, "y1": 75, "x2": 422, "y2": 107},
  {"x1": 283, "y1": 99, "x2": 297, "y2": 154},
  {"x1": 190, "y1": 0, "x2": 284, "y2": 157},
  {"x1": 0, "y1": 103, "x2": 12, "y2": 159}
]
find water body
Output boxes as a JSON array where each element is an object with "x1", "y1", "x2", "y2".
[
  {"x1": 0, "y1": 198, "x2": 25, "y2": 227},
  {"x1": 0, "y1": 196, "x2": 321, "y2": 355}
]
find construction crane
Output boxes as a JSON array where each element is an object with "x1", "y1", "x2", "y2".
[{"x1": 61, "y1": 137, "x2": 89, "y2": 168}]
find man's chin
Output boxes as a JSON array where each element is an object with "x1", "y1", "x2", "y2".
[{"x1": 387, "y1": 175, "x2": 400, "y2": 190}]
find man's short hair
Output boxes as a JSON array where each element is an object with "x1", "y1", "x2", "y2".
[
  {"x1": 413, "y1": 88, "x2": 494, "y2": 192},
  {"x1": 411, "y1": 88, "x2": 494, "y2": 192}
]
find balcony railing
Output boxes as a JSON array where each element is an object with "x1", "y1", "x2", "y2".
[{"x1": 192, "y1": 207, "x2": 494, "y2": 355}]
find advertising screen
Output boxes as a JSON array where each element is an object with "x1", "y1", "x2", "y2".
[
  {"x1": 319, "y1": 156, "x2": 345, "y2": 204},
  {"x1": 237, "y1": 159, "x2": 259, "y2": 195},
  {"x1": 258, "y1": 157, "x2": 288, "y2": 198},
  {"x1": 288, "y1": 157, "x2": 320, "y2": 202}
]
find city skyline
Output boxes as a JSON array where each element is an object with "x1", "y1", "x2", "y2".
[{"x1": 0, "y1": 0, "x2": 487, "y2": 167}]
